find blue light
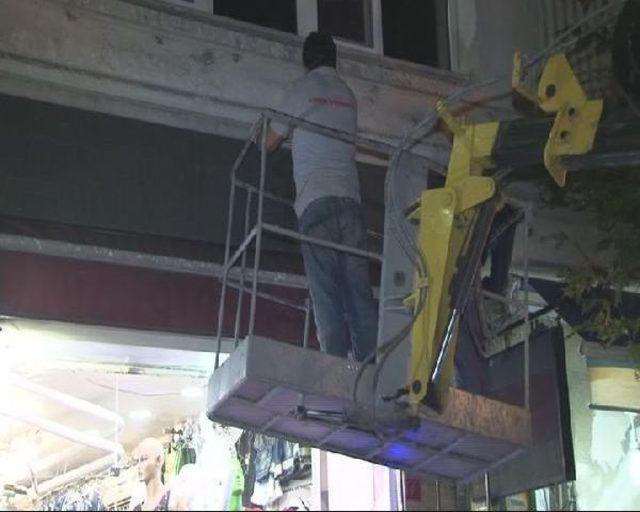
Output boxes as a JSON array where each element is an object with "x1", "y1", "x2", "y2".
[{"x1": 385, "y1": 443, "x2": 414, "y2": 463}]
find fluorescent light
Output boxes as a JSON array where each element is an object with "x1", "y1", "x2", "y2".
[
  {"x1": 181, "y1": 386, "x2": 204, "y2": 399},
  {"x1": 128, "y1": 409, "x2": 152, "y2": 421}
]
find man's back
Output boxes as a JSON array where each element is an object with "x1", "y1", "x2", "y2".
[
  {"x1": 265, "y1": 32, "x2": 378, "y2": 363},
  {"x1": 272, "y1": 66, "x2": 360, "y2": 216}
]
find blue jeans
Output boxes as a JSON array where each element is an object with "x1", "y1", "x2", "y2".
[{"x1": 298, "y1": 196, "x2": 378, "y2": 362}]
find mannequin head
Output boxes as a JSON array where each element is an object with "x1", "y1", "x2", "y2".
[{"x1": 134, "y1": 437, "x2": 165, "y2": 485}]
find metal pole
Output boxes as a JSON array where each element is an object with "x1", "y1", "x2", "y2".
[
  {"x1": 263, "y1": 108, "x2": 447, "y2": 172},
  {"x1": 262, "y1": 223, "x2": 383, "y2": 262},
  {"x1": 114, "y1": 373, "x2": 120, "y2": 468},
  {"x1": 214, "y1": 132, "x2": 246, "y2": 369},
  {"x1": 227, "y1": 279, "x2": 307, "y2": 311},
  {"x1": 484, "y1": 472, "x2": 491, "y2": 511},
  {"x1": 215, "y1": 265, "x2": 231, "y2": 369},
  {"x1": 236, "y1": 179, "x2": 294, "y2": 208},
  {"x1": 523, "y1": 205, "x2": 531, "y2": 410},
  {"x1": 303, "y1": 298, "x2": 312, "y2": 349},
  {"x1": 435, "y1": 479, "x2": 441, "y2": 511},
  {"x1": 233, "y1": 190, "x2": 253, "y2": 347},
  {"x1": 248, "y1": 116, "x2": 268, "y2": 336},
  {"x1": 480, "y1": 289, "x2": 528, "y2": 305},
  {"x1": 223, "y1": 227, "x2": 258, "y2": 273}
]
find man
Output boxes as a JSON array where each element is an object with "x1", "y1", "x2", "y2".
[
  {"x1": 263, "y1": 32, "x2": 378, "y2": 362},
  {"x1": 132, "y1": 438, "x2": 171, "y2": 511}
]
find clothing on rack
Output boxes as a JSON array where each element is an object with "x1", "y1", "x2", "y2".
[
  {"x1": 226, "y1": 455, "x2": 245, "y2": 512},
  {"x1": 163, "y1": 444, "x2": 196, "y2": 484},
  {"x1": 39, "y1": 481, "x2": 106, "y2": 511},
  {"x1": 236, "y1": 433, "x2": 312, "y2": 509},
  {"x1": 162, "y1": 425, "x2": 197, "y2": 485},
  {"x1": 236, "y1": 430, "x2": 257, "y2": 507}
]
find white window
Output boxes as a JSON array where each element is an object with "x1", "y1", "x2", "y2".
[
  {"x1": 297, "y1": 0, "x2": 384, "y2": 54},
  {"x1": 158, "y1": 0, "x2": 384, "y2": 55}
]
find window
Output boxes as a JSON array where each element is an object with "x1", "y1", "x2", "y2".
[
  {"x1": 317, "y1": 0, "x2": 373, "y2": 47},
  {"x1": 213, "y1": 0, "x2": 298, "y2": 34},
  {"x1": 297, "y1": 0, "x2": 383, "y2": 54},
  {"x1": 161, "y1": 0, "x2": 394, "y2": 58},
  {"x1": 381, "y1": 0, "x2": 449, "y2": 68}
]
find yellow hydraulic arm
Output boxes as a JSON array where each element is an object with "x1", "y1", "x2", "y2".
[
  {"x1": 513, "y1": 52, "x2": 603, "y2": 187},
  {"x1": 406, "y1": 52, "x2": 603, "y2": 414},
  {"x1": 406, "y1": 110, "x2": 498, "y2": 413}
]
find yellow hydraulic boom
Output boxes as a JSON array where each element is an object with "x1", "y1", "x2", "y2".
[{"x1": 406, "y1": 52, "x2": 604, "y2": 414}]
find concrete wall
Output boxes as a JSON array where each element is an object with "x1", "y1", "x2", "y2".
[
  {"x1": 449, "y1": 0, "x2": 545, "y2": 82},
  {"x1": 0, "y1": 0, "x2": 610, "y2": 274},
  {"x1": 0, "y1": 0, "x2": 457, "y2": 253},
  {"x1": 0, "y1": 0, "x2": 463, "y2": 153}
]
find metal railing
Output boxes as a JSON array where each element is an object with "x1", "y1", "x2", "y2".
[
  {"x1": 214, "y1": 111, "x2": 388, "y2": 368},
  {"x1": 212, "y1": 110, "x2": 535, "y2": 415}
]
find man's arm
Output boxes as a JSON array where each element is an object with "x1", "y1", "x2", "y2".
[
  {"x1": 264, "y1": 78, "x2": 306, "y2": 152},
  {"x1": 251, "y1": 124, "x2": 284, "y2": 153},
  {"x1": 265, "y1": 126, "x2": 284, "y2": 153}
]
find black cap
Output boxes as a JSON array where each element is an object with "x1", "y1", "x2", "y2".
[{"x1": 303, "y1": 32, "x2": 337, "y2": 71}]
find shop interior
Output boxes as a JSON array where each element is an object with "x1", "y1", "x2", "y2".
[{"x1": 0, "y1": 318, "x2": 313, "y2": 511}]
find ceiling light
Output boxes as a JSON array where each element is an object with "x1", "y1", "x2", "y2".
[
  {"x1": 128, "y1": 409, "x2": 152, "y2": 422},
  {"x1": 181, "y1": 386, "x2": 204, "y2": 399}
]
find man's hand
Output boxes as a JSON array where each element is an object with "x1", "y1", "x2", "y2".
[
  {"x1": 265, "y1": 127, "x2": 284, "y2": 152},
  {"x1": 252, "y1": 124, "x2": 284, "y2": 153}
]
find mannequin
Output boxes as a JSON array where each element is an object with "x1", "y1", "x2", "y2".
[{"x1": 132, "y1": 438, "x2": 171, "y2": 511}]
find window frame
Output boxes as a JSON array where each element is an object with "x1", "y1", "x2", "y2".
[
  {"x1": 157, "y1": 0, "x2": 384, "y2": 56},
  {"x1": 296, "y1": 0, "x2": 384, "y2": 55}
]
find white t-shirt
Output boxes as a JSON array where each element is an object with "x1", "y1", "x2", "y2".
[{"x1": 271, "y1": 66, "x2": 361, "y2": 217}]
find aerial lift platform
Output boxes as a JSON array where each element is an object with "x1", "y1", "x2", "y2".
[
  {"x1": 207, "y1": 335, "x2": 530, "y2": 481},
  {"x1": 208, "y1": 0, "x2": 639, "y2": 491}
]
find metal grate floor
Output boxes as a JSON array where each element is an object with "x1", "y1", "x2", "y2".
[{"x1": 207, "y1": 336, "x2": 531, "y2": 481}]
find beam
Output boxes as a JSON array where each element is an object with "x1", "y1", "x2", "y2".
[{"x1": 0, "y1": 232, "x2": 308, "y2": 289}]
